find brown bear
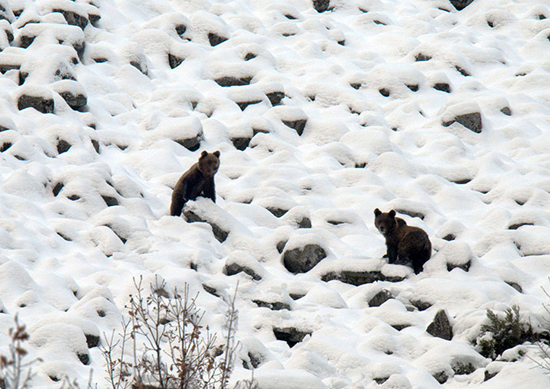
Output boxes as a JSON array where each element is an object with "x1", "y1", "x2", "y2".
[
  {"x1": 374, "y1": 208, "x2": 431, "y2": 274},
  {"x1": 170, "y1": 150, "x2": 220, "y2": 216}
]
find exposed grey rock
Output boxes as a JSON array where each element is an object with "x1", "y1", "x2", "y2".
[
  {"x1": 244, "y1": 52, "x2": 257, "y2": 61},
  {"x1": 273, "y1": 327, "x2": 311, "y2": 347},
  {"x1": 369, "y1": 290, "x2": 393, "y2": 307},
  {"x1": 455, "y1": 65, "x2": 470, "y2": 76},
  {"x1": 253, "y1": 300, "x2": 291, "y2": 311},
  {"x1": 283, "y1": 244, "x2": 326, "y2": 273},
  {"x1": 322, "y1": 270, "x2": 405, "y2": 285},
  {"x1": 208, "y1": 32, "x2": 228, "y2": 46},
  {"x1": 456, "y1": 112, "x2": 482, "y2": 132},
  {"x1": 0, "y1": 142, "x2": 11, "y2": 152},
  {"x1": 91, "y1": 139, "x2": 100, "y2": 153},
  {"x1": 394, "y1": 208, "x2": 425, "y2": 220},
  {"x1": 0, "y1": 63, "x2": 20, "y2": 74},
  {"x1": 313, "y1": 0, "x2": 331, "y2": 13},
  {"x1": 175, "y1": 24, "x2": 186, "y2": 37},
  {"x1": 266, "y1": 91, "x2": 285, "y2": 106},
  {"x1": 391, "y1": 324, "x2": 411, "y2": 331},
  {"x1": 215, "y1": 76, "x2": 252, "y2": 87},
  {"x1": 102, "y1": 195, "x2": 119, "y2": 207},
  {"x1": 297, "y1": 217, "x2": 312, "y2": 229},
  {"x1": 85, "y1": 334, "x2": 99, "y2": 348},
  {"x1": 447, "y1": 260, "x2": 471, "y2": 272},
  {"x1": 289, "y1": 292, "x2": 305, "y2": 300},
  {"x1": 57, "y1": 139, "x2": 71, "y2": 154},
  {"x1": 484, "y1": 369, "x2": 498, "y2": 381},
  {"x1": 59, "y1": 91, "x2": 87, "y2": 111},
  {"x1": 88, "y1": 12, "x2": 100, "y2": 27},
  {"x1": 54, "y1": 9, "x2": 88, "y2": 30},
  {"x1": 246, "y1": 352, "x2": 263, "y2": 369},
  {"x1": 184, "y1": 209, "x2": 229, "y2": 243},
  {"x1": 410, "y1": 299, "x2": 432, "y2": 311},
  {"x1": 427, "y1": 310, "x2": 453, "y2": 340},
  {"x1": 282, "y1": 119, "x2": 307, "y2": 135},
  {"x1": 52, "y1": 182, "x2": 64, "y2": 196},
  {"x1": 276, "y1": 240, "x2": 287, "y2": 254},
  {"x1": 433, "y1": 371, "x2": 448, "y2": 384},
  {"x1": 19, "y1": 35, "x2": 35, "y2": 49},
  {"x1": 77, "y1": 352, "x2": 90, "y2": 365},
  {"x1": 202, "y1": 283, "x2": 220, "y2": 297},
  {"x1": 267, "y1": 207, "x2": 288, "y2": 218},
  {"x1": 231, "y1": 137, "x2": 251, "y2": 151},
  {"x1": 450, "y1": 0, "x2": 475, "y2": 11},
  {"x1": 168, "y1": 53, "x2": 184, "y2": 69},
  {"x1": 224, "y1": 261, "x2": 262, "y2": 281},
  {"x1": 415, "y1": 53, "x2": 432, "y2": 61},
  {"x1": 18, "y1": 95, "x2": 54, "y2": 114},
  {"x1": 508, "y1": 222, "x2": 533, "y2": 230},
  {"x1": 506, "y1": 281, "x2": 522, "y2": 293},
  {"x1": 434, "y1": 83, "x2": 451, "y2": 93},
  {"x1": 379, "y1": 88, "x2": 391, "y2": 97},
  {"x1": 130, "y1": 60, "x2": 147, "y2": 75},
  {"x1": 175, "y1": 134, "x2": 202, "y2": 151},
  {"x1": 236, "y1": 100, "x2": 262, "y2": 111},
  {"x1": 501, "y1": 107, "x2": 512, "y2": 116}
]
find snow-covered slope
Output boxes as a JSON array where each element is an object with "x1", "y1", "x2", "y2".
[{"x1": 0, "y1": 0, "x2": 550, "y2": 387}]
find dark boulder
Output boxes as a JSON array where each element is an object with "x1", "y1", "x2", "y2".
[
  {"x1": 168, "y1": 53, "x2": 184, "y2": 69},
  {"x1": 427, "y1": 310, "x2": 453, "y2": 340},
  {"x1": 273, "y1": 327, "x2": 311, "y2": 347},
  {"x1": 322, "y1": 270, "x2": 405, "y2": 285},
  {"x1": 282, "y1": 119, "x2": 307, "y2": 135},
  {"x1": 369, "y1": 290, "x2": 393, "y2": 307},
  {"x1": 175, "y1": 134, "x2": 202, "y2": 151},
  {"x1": 215, "y1": 76, "x2": 252, "y2": 87},
  {"x1": 443, "y1": 112, "x2": 482, "y2": 133},
  {"x1": 283, "y1": 244, "x2": 326, "y2": 273},
  {"x1": 18, "y1": 94, "x2": 54, "y2": 114},
  {"x1": 208, "y1": 32, "x2": 228, "y2": 46},
  {"x1": 53, "y1": 9, "x2": 88, "y2": 30},
  {"x1": 184, "y1": 209, "x2": 229, "y2": 243},
  {"x1": 313, "y1": 0, "x2": 331, "y2": 13},
  {"x1": 450, "y1": 0, "x2": 475, "y2": 11},
  {"x1": 58, "y1": 91, "x2": 87, "y2": 111}
]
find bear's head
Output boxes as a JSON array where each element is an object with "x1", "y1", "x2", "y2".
[
  {"x1": 374, "y1": 208, "x2": 397, "y2": 237},
  {"x1": 198, "y1": 150, "x2": 220, "y2": 177}
]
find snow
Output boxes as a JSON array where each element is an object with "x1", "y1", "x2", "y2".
[{"x1": 0, "y1": 0, "x2": 549, "y2": 387}]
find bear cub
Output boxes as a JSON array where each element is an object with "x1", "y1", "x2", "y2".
[
  {"x1": 170, "y1": 150, "x2": 220, "y2": 217},
  {"x1": 374, "y1": 208, "x2": 431, "y2": 274}
]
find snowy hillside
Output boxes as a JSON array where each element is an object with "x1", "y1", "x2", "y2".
[{"x1": 0, "y1": 0, "x2": 550, "y2": 387}]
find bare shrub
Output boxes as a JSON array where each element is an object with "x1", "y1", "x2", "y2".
[
  {"x1": 101, "y1": 276, "x2": 238, "y2": 389},
  {"x1": 0, "y1": 315, "x2": 40, "y2": 389}
]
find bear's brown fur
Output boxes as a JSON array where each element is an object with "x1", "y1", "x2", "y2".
[
  {"x1": 170, "y1": 150, "x2": 220, "y2": 216},
  {"x1": 374, "y1": 208, "x2": 431, "y2": 274}
]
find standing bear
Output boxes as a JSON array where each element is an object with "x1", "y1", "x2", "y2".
[
  {"x1": 170, "y1": 150, "x2": 220, "y2": 217},
  {"x1": 374, "y1": 208, "x2": 431, "y2": 274}
]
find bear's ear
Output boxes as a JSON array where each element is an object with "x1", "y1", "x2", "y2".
[
  {"x1": 213, "y1": 150, "x2": 220, "y2": 157},
  {"x1": 200, "y1": 150, "x2": 208, "y2": 158},
  {"x1": 389, "y1": 210, "x2": 396, "y2": 218},
  {"x1": 374, "y1": 208, "x2": 381, "y2": 217}
]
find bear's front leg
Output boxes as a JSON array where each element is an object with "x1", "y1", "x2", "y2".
[
  {"x1": 386, "y1": 244, "x2": 398, "y2": 263},
  {"x1": 202, "y1": 178, "x2": 216, "y2": 203}
]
